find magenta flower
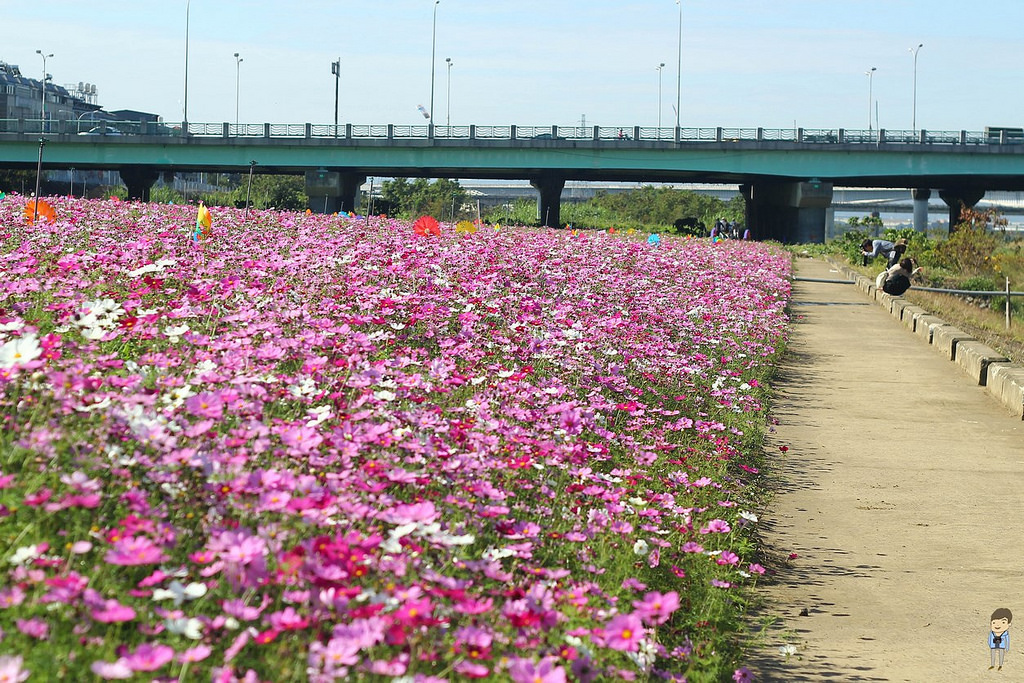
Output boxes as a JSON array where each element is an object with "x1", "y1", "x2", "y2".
[
  {"x1": 91, "y1": 599, "x2": 137, "y2": 623},
  {"x1": 15, "y1": 617, "x2": 49, "y2": 640},
  {"x1": 632, "y1": 590, "x2": 681, "y2": 625},
  {"x1": 700, "y1": 519, "x2": 732, "y2": 534},
  {"x1": 185, "y1": 391, "x2": 224, "y2": 419},
  {"x1": 122, "y1": 643, "x2": 175, "y2": 672},
  {"x1": 507, "y1": 656, "x2": 567, "y2": 683},
  {"x1": 104, "y1": 536, "x2": 167, "y2": 565},
  {"x1": 603, "y1": 613, "x2": 644, "y2": 652},
  {"x1": 733, "y1": 666, "x2": 754, "y2": 682}
]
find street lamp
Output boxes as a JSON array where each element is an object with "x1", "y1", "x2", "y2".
[
  {"x1": 35, "y1": 50, "x2": 53, "y2": 131},
  {"x1": 331, "y1": 58, "x2": 341, "y2": 127},
  {"x1": 429, "y1": 0, "x2": 440, "y2": 124},
  {"x1": 909, "y1": 43, "x2": 923, "y2": 131},
  {"x1": 184, "y1": 0, "x2": 191, "y2": 127},
  {"x1": 656, "y1": 62, "x2": 665, "y2": 128},
  {"x1": 674, "y1": 0, "x2": 682, "y2": 129},
  {"x1": 445, "y1": 57, "x2": 453, "y2": 126},
  {"x1": 866, "y1": 67, "x2": 876, "y2": 133},
  {"x1": 234, "y1": 52, "x2": 243, "y2": 127}
]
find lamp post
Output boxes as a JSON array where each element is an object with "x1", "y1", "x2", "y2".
[
  {"x1": 866, "y1": 67, "x2": 876, "y2": 133},
  {"x1": 429, "y1": 0, "x2": 439, "y2": 123},
  {"x1": 331, "y1": 58, "x2": 341, "y2": 127},
  {"x1": 674, "y1": 0, "x2": 682, "y2": 129},
  {"x1": 35, "y1": 50, "x2": 53, "y2": 132},
  {"x1": 234, "y1": 52, "x2": 243, "y2": 127},
  {"x1": 656, "y1": 62, "x2": 665, "y2": 128},
  {"x1": 184, "y1": 0, "x2": 191, "y2": 127},
  {"x1": 909, "y1": 43, "x2": 923, "y2": 131},
  {"x1": 445, "y1": 57, "x2": 453, "y2": 126}
]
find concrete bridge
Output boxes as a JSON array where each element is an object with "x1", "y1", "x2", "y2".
[{"x1": 3, "y1": 119, "x2": 1024, "y2": 242}]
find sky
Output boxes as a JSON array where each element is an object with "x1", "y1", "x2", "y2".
[{"x1": 4, "y1": 0, "x2": 1024, "y2": 133}]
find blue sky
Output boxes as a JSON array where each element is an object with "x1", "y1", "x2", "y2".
[{"x1": 4, "y1": 0, "x2": 1023, "y2": 132}]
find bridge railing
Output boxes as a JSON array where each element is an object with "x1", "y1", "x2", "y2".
[{"x1": 4, "y1": 119, "x2": 1024, "y2": 148}]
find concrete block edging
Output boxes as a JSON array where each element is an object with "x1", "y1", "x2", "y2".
[{"x1": 819, "y1": 257, "x2": 1024, "y2": 419}]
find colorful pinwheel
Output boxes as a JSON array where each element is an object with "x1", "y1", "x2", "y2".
[
  {"x1": 23, "y1": 199, "x2": 56, "y2": 224},
  {"x1": 413, "y1": 215, "x2": 441, "y2": 237},
  {"x1": 455, "y1": 220, "x2": 478, "y2": 235}
]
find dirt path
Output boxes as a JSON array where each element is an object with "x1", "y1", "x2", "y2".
[{"x1": 746, "y1": 258, "x2": 1024, "y2": 682}]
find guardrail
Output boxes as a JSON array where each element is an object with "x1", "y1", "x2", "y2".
[{"x1": 1, "y1": 119, "x2": 1023, "y2": 147}]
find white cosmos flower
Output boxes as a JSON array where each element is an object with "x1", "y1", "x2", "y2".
[
  {"x1": 164, "y1": 324, "x2": 190, "y2": 343},
  {"x1": 10, "y1": 544, "x2": 43, "y2": 565},
  {"x1": 164, "y1": 617, "x2": 203, "y2": 639},
  {"x1": 632, "y1": 539, "x2": 650, "y2": 555},
  {"x1": 152, "y1": 580, "x2": 207, "y2": 606},
  {"x1": 0, "y1": 334, "x2": 42, "y2": 368}
]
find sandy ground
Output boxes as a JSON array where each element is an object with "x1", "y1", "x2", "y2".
[{"x1": 745, "y1": 258, "x2": 1024, "y2": 682}]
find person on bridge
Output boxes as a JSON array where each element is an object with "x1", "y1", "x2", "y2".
[{"x1": 861, "y1": 239, "x2": 897, "y2": 267}]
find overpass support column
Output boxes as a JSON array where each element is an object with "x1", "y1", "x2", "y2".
[
  {"x1": 530, "y1": 175, "x2": 565, "y2": 227},
  {"x1": 911, "y1": 188, "x2": 931, "y2": 233},
  {"x1": 119, "y1": 166, "x2": 160, "y2": 202},
  {"x1": 339, "y1": 173, "x2": 366, "y2": 214},
  {"x1": 939, "y1": 188, "x2": 985, "y2": 234},
  {"x1": 306, "y1": 170, "x2": 365, "y2": 214},
  {"x1": 741, "y1": 181, "x2": 833, "y2": 244}
]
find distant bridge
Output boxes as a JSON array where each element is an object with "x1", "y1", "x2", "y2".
[{"x1": 4, "y1": 119, "x2": 1024, "y2": 242}]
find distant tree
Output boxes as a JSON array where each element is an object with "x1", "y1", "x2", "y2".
[
  {"x1": 380, "y1": 178, "x2": 467, "y2": 220},
  {"x1": 235, "y1": 174, "x2": 306, "y2": 211},
  {"x1": 0, "y1": 169, "x2": 35, "y2": 194}
]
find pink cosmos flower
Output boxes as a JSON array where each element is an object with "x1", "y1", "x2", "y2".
[
  {"x1": 279, "y1": 425, "x2": 323, "y2": 454},
  {"x1": 733, "y1": 667, "x2": 754, "y2": 682},
  {"x1": 681, "y1": 541, "x2": 705, "y2": 553},
  {"x1": 178, "y1": 645, "x2": 212, "y2": 663},
  {"x1": 16, "y1": 617, "x2": 49, "y2": 640},
  {"x1": 632, "y1": 590, "x2": 681, "y2": 625},
  {"x1": 185, "y1": 392, "x2": 224, "y2": 419},
  {"x1": 91, "y1": 599, "x2": 137, "y2": 623},
  {"x1": 603, "y1": 613, "x2": 644, "y2": 652},
  {"x1": 90, "y1": 659, "x2": 133, "y2": 680},
  {"x1": 0, "y1": 586, "x2": 26, "y2": 608},
  {"x1": 104, "y1": 536, "x2": 167, "y2": 565},
  {"x1": 507, "y1": 656, "x2": 567, "y2": 683},
  {"x1": 700, "y1": 519, "x2": 731, "y2": 534},
  {"x1": 0, "y1": 655, "x2": 30, "y2": 682},
  {"x1": 716, "y1": 550, "x2": 741, "y2": 565},
  {"x1": 122, "y1": 643, "x2": 175, "y2": 672}
]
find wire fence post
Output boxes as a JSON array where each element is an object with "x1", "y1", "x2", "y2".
[{"x1": 1006, "y1": 277, "x2": 1011, "y2": 330}]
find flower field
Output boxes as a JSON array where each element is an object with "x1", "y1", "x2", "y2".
[{"x1": 0, "y1": 196, "x2": 790, "y2": 682}]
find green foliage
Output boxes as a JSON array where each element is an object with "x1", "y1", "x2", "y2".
[
  {"x1": 0, "y1": 169, "x2": 35, "y2": 194},
  {"x1": 380, "y1": 178, "x2": 467, "y2": 220},
  {"x1": 232, "y1": 174, "x2": 307, "y2": 211},
  {"x1": 483, "y1": 199, "x2": 538, "y2": 225},
  {"x1": 149, "y1": 186, "x2": 184, "y2": 205},
  {"x1": 929, "y1": 225, "x2": 1002, "y2": 277}
]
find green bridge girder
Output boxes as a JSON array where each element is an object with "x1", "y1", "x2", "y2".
[
  {"x1": 2, "y1": 134, "x2": 1024, "y2": 188},
  {"x1": 3, "y1": 129, "x2": 1023, "y2": 241}
]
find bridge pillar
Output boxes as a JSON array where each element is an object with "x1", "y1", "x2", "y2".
[
  {"x1": 339, "y1": 173, "x2": 366, "y2": 214},
  {"x1": 939, "y1": 188, "x2": 985, "y2": 233},
  {"x1": 119, "y1": 166, "x2": 160, "y2": 202},
  {"x1": 741, "y1": 181, "x2": 833, "y2": 244},
  {"x1": 530, "y1": 175, "x2": 565, "y2": 227},
  {"x1": 911, "y1": 188, "x2": 931, "y2": 232},
  {"x1": 305, "y1": 170, "x2": 365, "y2": 214}
]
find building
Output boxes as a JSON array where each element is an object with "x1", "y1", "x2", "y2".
[{"x1": 0, "y1": 60, "x2": 158, "y2": 132}]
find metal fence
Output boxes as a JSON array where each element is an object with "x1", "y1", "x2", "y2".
[{"x1": 2, "y1": 118, "x2": 1023, "y2": 147}]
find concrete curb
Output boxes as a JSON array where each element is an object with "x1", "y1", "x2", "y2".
[{"x1": 823, "y1": 258, "x2": 1024, "y2": 418}]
